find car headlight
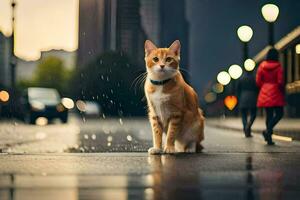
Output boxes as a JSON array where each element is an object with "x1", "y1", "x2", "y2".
[
  {"x1": 31, "y1": 101, "x2": 45, "y2": 111},
  {"x1": 61, "y1": 97, "x2": 74, "y2": 109}
]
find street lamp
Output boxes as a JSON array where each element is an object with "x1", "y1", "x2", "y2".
[
  {"x1": 244, "y1": 59, "x2": 256, "y2": 71},
  {"x1": 10, "y1": 0, "x2": 17, "y2": 89},
  {"x1": 261, "y1": 4, "x2": 279, "y2": 46},
  {"x1": 217, "y1": 71, "x2": 231, "y2": 86},
  {"x1": 237, "y1": 25, "x2": 253, "y2": 62},
  {"x1": 228, "y1": 64, "x2": 243, "y2": 79}
]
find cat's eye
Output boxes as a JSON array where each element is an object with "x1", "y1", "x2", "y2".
[
  {"x1": 153, "y1": 57, "x2": 159, "y2": 62},
  {"x1": 166, "y1": 57, "x2": 173, "y2": 62}
]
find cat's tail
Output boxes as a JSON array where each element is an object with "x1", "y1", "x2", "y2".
[
  {"x1": 197, "y1": 108, "x2": 205, "y2": 144},
  {"x1": 198, "y1": 108, "x2": 205, "y2": 121}
]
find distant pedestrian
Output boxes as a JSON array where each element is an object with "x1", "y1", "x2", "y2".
[
  {"x1": 256, "y1": 48, "x2": 285, "y2": 145},
  {"x1": 237, "y1": 70, "x2": 258, "y2": 137}
]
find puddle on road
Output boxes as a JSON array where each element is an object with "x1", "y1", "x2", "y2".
[{"x1": 65, "y1": 131, "x2": 152, "y2": 153}]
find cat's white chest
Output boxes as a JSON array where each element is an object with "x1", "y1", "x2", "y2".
[{"x1": 149, "y1": 86, "x2": 170, "y2": 121}]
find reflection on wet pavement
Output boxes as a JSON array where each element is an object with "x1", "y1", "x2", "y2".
[
  {"x1": 0, "y1": 153, "x2": 300, "y2": 200},
  {"x1": 0, "y1": 118, "x2": 300, "y2": 199},
  {"x1": 65, "y1": 118, "x2": 152, "y2": 153}
]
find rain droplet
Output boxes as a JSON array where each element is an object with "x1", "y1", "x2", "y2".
[
  {"x1": 79, "y1": 147, "x2": 85, "y2": 152},
  {"x1": 127, "y1": 135, "x2": 132, "y2": 142},
  {"x1": 91, "y1": 134, "x2": 96, "y2": 140},
  {"x1": 107, "y1": 136, "x2": 113, "y2": 142},
  {"x1": 91, "y1": 146, "x2": 96, "y2": 150},
  {"x1": 119, "y1": 118, "x2": 123, "y2": 125},
  {"x1": 84, "y1": 134, "x2": 89, "y2": 140},
  {"x1": 107, "y1": 142, "x2": 112, "y2": 147}
]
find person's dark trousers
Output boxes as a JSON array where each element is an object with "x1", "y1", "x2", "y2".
[
  {"x1": 265, "y1": 107, "x2": 284, "y2": 134},
  {"x1": 241, "y1": 108, "x2": 257, "y2": 136}
]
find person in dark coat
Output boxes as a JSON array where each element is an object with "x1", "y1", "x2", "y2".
[
  {"x1": 237, "y1": 70, "x2": 258, "y2": 137},
  {"x1": 256, "y1": 48, "x2": 285, "y2": 145}
]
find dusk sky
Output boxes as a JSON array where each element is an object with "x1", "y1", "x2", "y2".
[
  {"x1": 186, "y1": 0, "x2": 300, "y2": 95},
  {"x1": 0, "y1": 0, "x2": 78, "y2": 61}
]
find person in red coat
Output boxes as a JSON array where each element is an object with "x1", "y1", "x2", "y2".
[{"x1": 256, "y1": 48, "x2": 285, "y2": 145}]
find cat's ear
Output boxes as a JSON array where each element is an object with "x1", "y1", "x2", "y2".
[
  {"x1": 145, "y1": 40, "x2": 157, "y2": 56},
  {"x1": 169, "y1": 40, "x2": 181, "y2": 57}
]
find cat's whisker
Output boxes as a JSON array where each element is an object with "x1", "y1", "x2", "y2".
[
  {"x1": 131, "y1": 72, "x2": 147, "y2": 90},
  {"x1": 132, "y1": 72, "x2": 147, "y2": 94},
  {"x1": 136, "y1": 73, "x2": 147, "y2": 93}
]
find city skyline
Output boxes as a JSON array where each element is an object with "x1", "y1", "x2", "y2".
[{"x1": 0, "y1": 0, "x2": 78, "y2": 61}]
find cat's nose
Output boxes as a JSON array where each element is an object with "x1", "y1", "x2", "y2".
[{"x1": 160, "y1": 65, "x2": 165, "y2": 69}]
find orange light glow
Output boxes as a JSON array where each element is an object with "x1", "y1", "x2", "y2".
[
  {"x1": 224, "y1": 95, "x2": 238, "y2": 110},
  {"x1": 0, "y1": 90, "x2": 10, "y2": 102}
]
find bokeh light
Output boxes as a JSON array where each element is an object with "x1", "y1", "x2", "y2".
[
  {"x1": 35, "y1": 117, "x2": 48, "y2": 126},
  {"x1": 296, "y1": 44, "x2": 300, "y2": 54},
  {"x1": 237, "y1": 25, "x2": 253, "y2": 42},
  {"x1": 212, "y1": 83, "x2": 224, "y2": 94},
  {"x1": 228, "y1": 64, "x2": 243, "y2": 79},
  {"x1": 217, "y1": 71, "x2": 231, "y2": 85},
  {"x1": 76, "y1": 100, "x2": 86, "y2": 112},
  {"x1": 244, "y1": 59, "x2": 256, "y2": 71},
  {"x1": 261, "y1": 4, "x2": 279, "y2": 23},
  {"x1": 204, "y1": 92, "x2": 217, "y2": 103},
  {"x1": 224, "y1": 95, "x2": 238, "y2": 111},
  {"x1": 0, "y1": 90, "x2": 10, "y2": 102},
  {"x1": 62, "y1": 97, "x2": 75, "y2": 109}
]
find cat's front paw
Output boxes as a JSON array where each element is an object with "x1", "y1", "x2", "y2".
[
  {"x1": 148, "y1": 147, "x2": 162, "y2": 155},
  {"x1": 164, "y1": 146, "x2": 176, "y2": 154}
]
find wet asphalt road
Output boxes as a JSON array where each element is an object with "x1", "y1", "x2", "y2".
[{"x1": 0, "y1": 117, "x2": 300, "y2": 200}]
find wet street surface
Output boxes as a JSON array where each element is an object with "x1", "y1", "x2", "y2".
[{"x1": 0, "y1": 117, "x2": 300, "y2": 200}]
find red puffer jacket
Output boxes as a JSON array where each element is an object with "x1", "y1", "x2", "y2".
[{"x1": 256, "y1": 60, "x2": 285, "y2": 107}]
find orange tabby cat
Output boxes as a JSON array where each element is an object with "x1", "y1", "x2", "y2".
[{"x1": 144, "y1": 40, "x2": 204, "y2": 154}]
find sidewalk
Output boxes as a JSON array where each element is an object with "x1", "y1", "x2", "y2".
[
  {"x1": 207, "y1": 117, "x2": 300, "y2": 141},
  {"x1": 0, "y1": 117, "x2": 80, "y2": 153}
]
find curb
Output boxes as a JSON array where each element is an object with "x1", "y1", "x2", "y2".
[{"x1": 207, "y1": 122, "x2": 300, "y2": 141}]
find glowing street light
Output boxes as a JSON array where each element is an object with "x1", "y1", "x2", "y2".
[
  {"x1": 261, "y1": 4, "x2": 279, "y2": 23},
  {"x1": 237, "y1": 25, "x2": 253, "y2": 62},
  {"x1": 237, "y1": 26, "x2": 253, "y2": 43},
  {"x1": 228, "y1": 64, "x2": 243, "y2": 79},
  {"x1": 217, "y1": 71, "x2": 231, "y2": 85},
  {"x1": 244, "y1": 59, "x2": 256, "y2": 71},
  {"x1": 261, "y1": 4, "x2": 279, "y2": 45}
]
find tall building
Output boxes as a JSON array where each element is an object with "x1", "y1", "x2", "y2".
[
  {"x1": 140, "y1": 0, "x2": 160, "y2": 45},
  {"x1": 0, "y1": 33, "x2": 11, "y2": 87},
  {"x1": 77, "y1": 0, "x2": 146, "y2": 67},
  {"x1": 140, "y1": 0, "x2": 190, "y2": 73},
  {"x1": 77, "y1": 0, "x2": 107, "y2": 68},
  {"x1": 116, "y1": 0, "x2": 146, "y2": 65}
]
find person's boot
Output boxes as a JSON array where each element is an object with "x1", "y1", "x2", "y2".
[
  {"x1": 262, "y1": 130, "x2": 268, "y2": 141},
  {"x1": 266, "y1": 130, "x2": 275, "y2": 145},
  {"x1": 245, "y1": 124, "x2": 252, "y2": 137}
]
